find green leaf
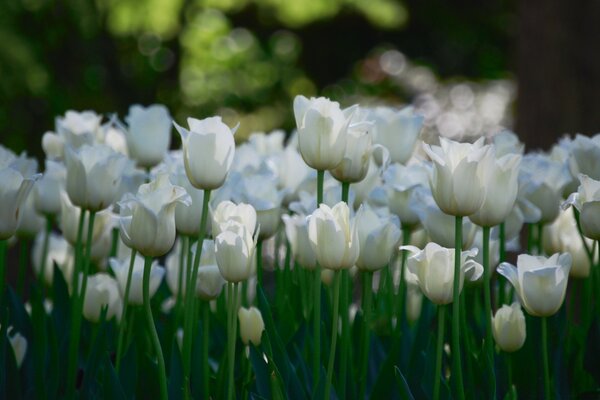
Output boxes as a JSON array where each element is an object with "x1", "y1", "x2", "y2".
[
  {"x1": 118, "y1": 339, "x2": 138, "y2": 398},
  {"x1": 168, "y1": 338, "x2": 184, "y2": 400},
  {"x1": 249, "y1": 343, "x2": 271, "y2": 398},
  {"x1": 394, "y1": 366, "x2": 415, "y2": 400}
]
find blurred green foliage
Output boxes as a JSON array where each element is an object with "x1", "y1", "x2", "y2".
[{"x1": 0, "y1": 0, "x2": 513, "y2": 158}]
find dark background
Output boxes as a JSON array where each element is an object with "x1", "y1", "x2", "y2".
[{"x1": 2, "y1": 0, "x2": 599, "y2": 157}]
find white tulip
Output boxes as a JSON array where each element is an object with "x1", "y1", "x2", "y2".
[
  {"x1": 83, "y1": 273, "x2": 123, "y2": 322},
  {"x1": 59, "y1": 193, "x2": 114, "y2": 245},
  {"x1": 282, "y1": 214, "x2": 317, "y2": 270},
  {"x1": 401, "y1": 242, "x2": 483, "y2": 305},
  {"x1": 42, "y1": 110, "x2": 102, "y2": 160},
  {"x1": 212, "y1": 200, "x2": 257, "y2": 239},
  {"x1": 423, "y1": 137, "x2": 494, "y2": 216},
  {"x1": 492, "y1": 303, "x2": 526, "y2": 353},
  {"x1": 354, "y1": 204, "x2": 401, "y2": 271},
  {"x1": 171, "y1": 167, "x2": 209, "y2": 237},
  {"x1": 65, "y1": 144, "x2": 129, "y2": 211},
  {"x1": 0, "y1": 164, "x2": 41, "y2": 240},
  {"x1": 32, "y1": 231, "x2": 74, "y2": 286},
  {"x1": 119, "y1": 174, "x2": 191, "y2": 257},
  {"x1": 34, "y1": 160, "x2": 66, "y2": 216},
  {"x1": 369, "y1": 106, "x2": 423, "y2": 164},
  {"x1": 562, "y1": 174, "x2": 600, "y2": 241},
  {"x1": 383, "y1": 162, "x2": 430, "y2": 227},
  {"x1": 174, "y1": 116, "x2": 237, "y2": 190},
  {"x1": 308, "y1": 202, "x2": 359, "y2": 270},
  {"x1": 293, "y1": 95, "x2": 354, "y2": 170},
  {"x1": 110, "y1": 255, "x2": 164, "y2": 305},
  {"x1": 7, "y1": 327, "x2": 27, "y2": 368},
  {"x1": 215, "y1": 221, "x2": 258, "y2": 283},
  {"x1": 125, "y1": 104, "x2": 172, "y2": 168},
  {"x1": 331, "y1": 118, "x2": 373, "y2": 183},
  {"x1": 238, "y1": 306, "x2": 265, "y2": 346},
  {"x1": 498, "y1": 253, "x2": 572, "y2": 317}
]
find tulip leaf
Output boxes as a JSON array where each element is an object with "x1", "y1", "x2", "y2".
[
  {"x1": 394, "y1": 366, "x2": 416, "y2": 400},
  {"x1": 168, "y1": 338, "x2": 184, "y2": 400},
  {"x1": 80, "y1": 308, "x2": 109, "y2": 397},
  {"x1": 30, "y1": 285, "x2": 48, "y2": 398},
  {"x1": 7, "y1": 286, "x2": 32, "y2": 339},
  {"x1": 118, "y1": 340, "x2": 138, "y2": 398},
  {"x1": 46, "y1": 312, "x2": 60, "y2": 399},
  {"x1": 100, "y1": 354, "x2": 127, "y2": 400},
  {"x1": 584, "y1": 319, "x2": 600, "y2": 386},
  {"x1": 1, "y1": 320, "x2": 22, "y2": 400},
  {"x1": 249, "y1": 343, "x2": 271, "y2": 398}
]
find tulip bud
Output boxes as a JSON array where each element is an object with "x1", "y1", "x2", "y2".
[
  {"x1": 215, "y1": 221, "x2": 258, "y2": 283},
  {"x1": 308, "y1": 202, "x2": 360, "y2": 270},
  {"x1": 498, "y1": 253, "x2": 571, "y2": 317},
  {"x1": 174, "y1": 116, "x2": 237, "y2": 190},
  {"x1": 383, "y1": 162, "x2": 430, "y2": 228},
  {"x1": 125, "y1": 104, "x2": 172, "y2": 168},
  {"x1": 330, "y1": 119, "x2": 373, "y2": 183},
  {"x1": 32, "y1": 231, "x2": 74, "y2": 286},
  {"x1": 354, "y1": 204, "x2": 401, "y2": 271},
  {"x1": 212, "y1": 201, "x2": 257, "y2": 239},
  {"x1": 110, "y1": 255, "x2": 165, "y2": 305},
  {"x1": 82, "y1": 273, "x2": 123, "y2": 322},
  {"x1": 562, "y1": 174, "x2": 600, "y2": 241},
  {"x1": 369, "y1": 106, "x2": 423, "y2": 165},
  {"x1": 34, "y1": 160, "x2": 66, "y2": 216},
  {"x1": 238, "y1": 307, "x2": 265, "y2": 346},
  {"x1": 0, "y1": 164, "x2": 41, "y2": 240},
  {"x1": 293, "y1": 95, "x2": 354, "y2": 170},
  {"x1": 492, "y1": 303, "x2": 526, "y2": 352},
  {"x1": 282, "y1": 214, "x2": 317, "y2": 270},
  {"x1": 401, "y1": 242, "x2": 483, "y2": 305}
]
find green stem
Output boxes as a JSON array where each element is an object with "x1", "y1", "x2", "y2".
[
  {"x1": 537, "y1": 223, "x2": 544, "y2": 256},
  {"x1": 324, "y1": 271, "x2": 341, "y2": 400},
  {"x1": 359, "y1": 271, "x2": 373, "y2": 400},
  {"x1": 433, "y1": 305, "x2": 446, "y2": 400},
  {"x1": 227, "y1": 282, "x2": 239, "y2": 400},
  {"x1": 526, "y1": 223, "x2": 534, "y2": 254},
  {"x1": 541, "y1": 316, "x2": 551, "y2": 399},
  {"x1": 397, "y1": 227, "x2": 412, "y2": 334},
  {"x1": 256, "y1": 240, "x2": 263, "y2": 290},
  {"x1": 183, "y1": 190, "x2": 212, "y2": 395},
  {"x1": 109, "y1": 227, "x2": 119, "y2": 259},
  {"x1": 506, "y1": 352, "x2": 514, "y2": 395},
  {"x1": 174, "y1": 236, "x2": 189, "y2": 325},
  {"x1": 341, "y1": 182, "x2": 350, "y2": 204},
  {"x1": 482, "y1": 226, "x2": 495, "y2": 392},
  {"x1": 498, "y1": 223, "x2": 506, "y2": 308},
  {"x1": 452, "y1": 216, "x2": 465, "y2": 400},
  {"x1": 65, "y1": 209, "x2": 92, "y2": 400},
  {"x1": 17, "y1": 239, "x2": 28, "y2": 297},
  {"x1": 313, "y1": 268, "x2": 322, "y2": 386},
  {"x1": 115, "y1": 249, "x2": 138, "y2": 372},
  {"x1": 339, "y1": 270, "x2": 349, "y2": 399},
  {"x1": 202, "y1": 301, "x2": 210, "y2": 400},
  {"x1": 317, "y1": 170, "x2": 324, "y2": 206},
  {"x1": 143, "y1": 255, "x2": 167, "y2": 400}
]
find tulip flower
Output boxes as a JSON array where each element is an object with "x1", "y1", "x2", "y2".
[
  {"x1": 215, "y1": 221, "x2": 258, "y2": 283},
  {"x1": 565, "y1": 134, "x2": 600, "y2": 181},
  {"x1": 125, "y1": 104, "x2": 172, "y2": 168},
  {"x1": 383, "y1": 162, "x2": 431, "y2": 228},
  {"x1": 5, "y1": 327, "x2": 27, "y2": 368},
  {"x1": 562, "y1": 174, "x2": 600, "y2": 241},
  {"x1": 59, "y1": 193, "x2": 114, "y2": 246},
  {"x1": 492, "y1": 130, "x2": 524, "y2": 157},
  {"x1": 354, "y1": 204, "x2": 401, "y2": 271},
  {"x1": 32, "y1": 231, "x2": 74, "y2": 286},
  {"x1": 423, "y1": 137, "x2": 493, "y2": 217},
  {"x1": 174, "y1": 116, "x2": 237, "y2": 190},
  {"x1": 170, "y1": 166, "x2": 210, "y2": 237},
  {"x1": 42, "y1": 110, "x2": 102, "y2": 160},
  {"x1": 401, "y1": 242, "x2": 483, "y2": 305},
  {"x1": 33, "y1": 160, "x2": 66, "y2": 216},
  {"x1": 492, "y1": 303, "x2": 526, "y2": 353},
  {"x1": 0, "y1": 163, "x2": 41, "y2": 240},
  {"x1": 369, "y1": 105, "x2": 423, "y2": 165},
  {"x1": 308, "y1": 202, "x2": 360, "y2": 270},
  {"x1": 330, "y1": 118, "x2": 374, "y2": 183},
  {"x1": 82, "y1": 273, "x2": 123, "y2": 322},
  {"x1": 212, "y1": 200, "x2": 257, "y2": 239},
  {"x1": 119, "y1": 174, "x2": 191, "y2": 258},
  {"x1": 110, "y1": 255, "x2": 165, "y2": 305},
  {"x1": 282, "y1": 214, "x2": 317, "y2": 269},
  {"x1": 498, "y1": 253, "x2": 571, "y2": 317},
  {"x1": 65, "y1": 144, "x2": 129, "y2": 211},
  {"x1": 238, "y1": 306, "x2": 265, "y2": 346},
  {"x1": 293, "y1": 95, "x2": 354, "y2": 171}
]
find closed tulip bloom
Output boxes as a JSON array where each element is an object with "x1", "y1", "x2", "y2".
[
  {"x1": 470, "y1": 150, "x2": 522, "y2": 227},
  {"x1": 492, "y1": 303, "x2": 526, "y2": 352},
  {"x1": 498, "y1": 253, "x2": 572, "y2": 317},
  {"x1": 65, "y1": 144, "x2": 129, "y2": 211},
  {"x1": 293, "y1": 95, "x2": 354, "y2": 170},
  {"x1": 282, "y1": 214, "x2": 317, "y2": 270},
  {"x1": 32, "y1": 231, "x2": 74, "y2": 286},
  {"x1": 119, "y1": 174, "x2": 191, "y2": 257},
  {"x1": 354, "y1": 204, "x2": 401, "y2": 271},
  {"x1": 125, "y1": 104, "x2": 172, "y2": 168},
  {"x1": 423, "y1": 137, "x2": 493, "y2": 217},
  {"x1": 369, "y1": 106, "x2": 423, "y2": 165},
  {"x1": 59, "y1": 193, "x2": 114, "y2": 245},
  {"x1": 563, "y1": 174, "x2": 600, "y2": 241},
  {"x1": 0, "y1": 166, "x2": 41, "y2": 240},
  {"x1": 566, "y1": 134, "x2": 600, "y2": 181},
  {"x1": 83, "y1": 273, "x2": 123, "y2": 322},
  {"x1": 42, "y1": 110, "x2": 102, "y2": 160},
  {"x1": 492, "y1": 130, "x2": 524, "y2": 157},
  {"x1": 110, "y1": 255, "x2": 165, "y2": 305},
  {"x1": 308, "y1": 202, "x2": 359, "y2": 270},
  {"x1": 401, "y1": 242, "x2": 483, "y2": 305},
  {"x1": 417, "y1": 195, "x2": 477, "y2": 249},
  {"x1": 215, "y1": 221, "x2": 258, "y2": 283},
  {"x1": 331, "y1": 119, "x2": 373, "y2": 183},
  {"x1": 212, "y1": 200, "x2": 257, "y2": 238},
  {"x1": 238, "y1": 307, "x2": 265, "y2": 346},
  {"x1": 171, "y1": 168, "x2": 209, "y2": 236},
  {"x1": 383, "y1": 162, "x2": 430, "y2": 228},
  {"x1": 34, "y1": 160, "x2": 66, "y2": 215},
  {"x1": 174, "y1": 116, "x2": 237, "y2": 190},
  {"x1": 16, "y1": 194, "x2": 44, "y2": 237}
]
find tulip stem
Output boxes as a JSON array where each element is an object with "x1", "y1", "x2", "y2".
[
  {"x1": 537, "y1": 223, "x2": 544, "y2": 256},
  {"x1": 256, "y1": 240, "x2": 263, "y2": 290},
  {"x1": 183, "y1": 189, "x2": 212, "y2": 396},
  {"x1": 227, "y1": 282, "x2": 239, "y2": 400},
  {"x1": 359, "y1": 271, "x2": 373, "y2": 400},
  {"x1": 433, "y1": 305, "x2": 446, "y2": 400},
  {"x1": 115, "y1": 248, "x2": 137, "y2": 372},
  {"x1": 202, "y1": 300, "x2": 210, "y2": 400},
  {"x1": 174, "y1": 236, "x2": 188, "y2": 326},
  {"x1": 17, "y1": 239, "x2": 28, "y2": 298},
  {"x1": 325, "y1": 270, "x2": 341, "y2": 400},
  {"x1": 317, "y1": 170, "x2": 324, "y2": 206},
  {"x1": 452, "y1": 215, "x2": 465, "y2": 400},
  {"x1": 541, "y1": 316, "x2": 551, "y2": 399},
  {"x1": 313, "y1": 169, "x2": 325, "y2": 388},
  {"x1": 66, "y1": 209, "x2": 95, "y2": 400},
  {"x1": 37, "y1": 215, "x2": 53, "y2": 297},
  {"x1": 143, "y1": 255, "x2": 167, "y2": 400},
  {"x1": 497, "y1": 223, "x2": 506, "y2": 307},
  {"x1": 341, "y1": 182, "x2": 350, "y2": 204},
  {"x1": 397, "y1": 227, "x2": 412, "y2": 335},
  {"x1": 339, "y1": 179, "x2": 350, "y2": 398},
  {"x1": 482, "y1": 226, "x2": 495, "y2": 392},
  {"x1": 109, "y1": 227, "x2": 119, "y2": 259}
]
